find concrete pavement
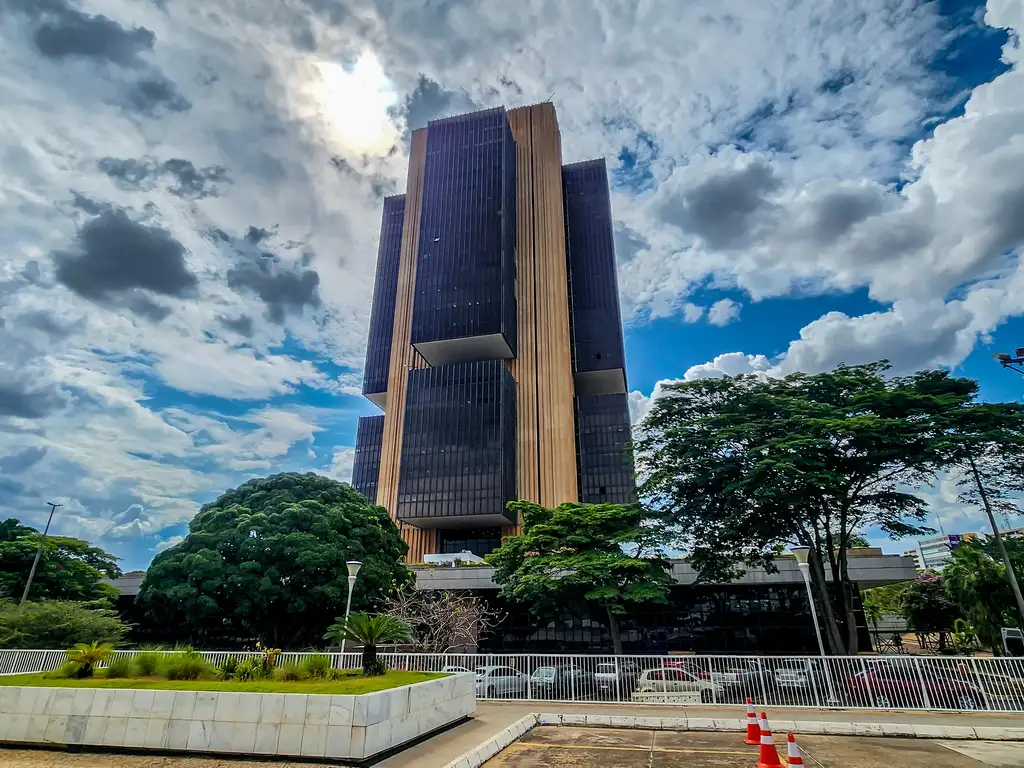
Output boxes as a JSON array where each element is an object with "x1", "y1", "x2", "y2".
[{"x1": 377, "y1": 701, "x2": 1024, "y2": 767}]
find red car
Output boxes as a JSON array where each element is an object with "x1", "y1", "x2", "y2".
[{"x1": 846, "y1": 660, "x2": 984, "y2": 710}]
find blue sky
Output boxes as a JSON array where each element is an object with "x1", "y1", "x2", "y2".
[{"x1": 1, "y1": 0, "x2": 1023, "y2": 571}]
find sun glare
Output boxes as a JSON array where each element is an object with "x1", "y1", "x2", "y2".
[{"x1": 305, "y1": 52, "x2": 400, "y2": 156}]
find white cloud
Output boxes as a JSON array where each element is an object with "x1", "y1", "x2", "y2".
[
  {"x1": 707, "y1": 298, "x2": 742, "y2": 327},
  {"x1": 326, "y1": 446, "x2": 356, "y2": 484}
]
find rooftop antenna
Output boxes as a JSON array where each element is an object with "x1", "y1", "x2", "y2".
[{"x1": 547, "y1": 92, "x2": 555, "y2": 103}]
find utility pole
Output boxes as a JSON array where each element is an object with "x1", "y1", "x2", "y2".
[{"x1": 19, "y1": 502, "x2": 61, "y2": 606}]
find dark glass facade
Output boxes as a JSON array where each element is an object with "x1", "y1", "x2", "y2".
[
  {"x1": 439, "y1": 527, "x2": 503, "y2": 557},
  {"x1": 411, "y1": 108, "x2": 517, "y2": 364},
  {"x1": 351, "y1": 415, "x2": 385, "y2": 503},
  {"x1": 396, "y1": 360, "x2": 517, "y2": 527},
  {"x1": 477, "y1": 584, "x2": 871, "y2": 655},
  {"x1": 362, "y1": 196, "x2": 406, "y2": 406},
  {"x1": 563, "y1": 159, "x2": 626, "y2": 394},
  {"x1": 576, "y1": 393, "x2": 636, "y2": 504}
]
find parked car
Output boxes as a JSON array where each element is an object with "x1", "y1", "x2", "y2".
[
  {"x1": 712, "y1": 660, "x2": 778, "y2": 700},
  {"x1": 593, "y1": 661, "x2": 641, "y2": 698},
  {"x1": 845, "y1": 660, "x2": 985, "y2": 710},
  {"x1": 475, "y1": 665, "x2": 529, "y2": 698},
  {"x1": 528, "y1": 665, "x2": 596, "y2": 699},
  {"x1": 631, "y1": 668, "x2": 724, "y2": 703}
]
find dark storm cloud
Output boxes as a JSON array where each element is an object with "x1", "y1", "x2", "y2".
[
  {"x1": 99, "y1": 156, "x2": 229, "y2": 199},
  {"x1": 0, "y1": 368, "x2": 66, "y2": 419},
  {"x1": 396, "y1": 75, "x2": 479, "y2": 131},
  {"x1": 809, "y1": 186, "x2": 886, "y2": 244},
  {"x1": 245, "y1": 226, "x2": 273, "y2": 245},
  {"x1": 0, "y1": 447, "x2": 48, "y2": 474},
  {"x1": 227, "y1": 253, "x2": 321, "y2": 324},
  {"x1": 660, "y1": 159, "x2": 782, "y2": 250},
  {"x1": 125, "y1": 76, "x2": 192, "y2": 115},
  {"x1": 32, "y1": 7, "x2": 155, "y2": 65},
  {"x1": 219, "y1": 314, "x2": 254, "y2": 336},
  {"x1": 52, "y1": 209, "x2": 198, "y2": 320}
]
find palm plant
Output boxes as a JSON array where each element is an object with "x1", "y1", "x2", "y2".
[
  {"x1": 324, "y1": 613, "x2": 412, "y2": 676},
  {"x1": 64, "y1": 642, "x2": 114, "y2": 679}
]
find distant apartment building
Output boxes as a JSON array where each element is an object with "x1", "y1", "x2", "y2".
[
  {"x1": 901, "y1": 548, "x2": 923, "y2": 570},
  {"x1": 917, "y1": 533, "x2": 979, "y2": 571}
]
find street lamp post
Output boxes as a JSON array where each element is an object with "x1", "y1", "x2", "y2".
[
  {"x1": 339, "y1": 561, "x2": 362, "y2": 658},
  {"x1": 993, "y1": 349, "x2": 1024, "y2": 378},
  {"x1": 20, "y1": 502, "x2": 61, "y2": 606},
  {"x1": 791, "y1": 546, "x2": 839, "y2": 704}
]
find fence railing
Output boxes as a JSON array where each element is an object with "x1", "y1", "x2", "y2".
[{"x1": 2, "y1": 650, "x2": 1023, "y2": 712}]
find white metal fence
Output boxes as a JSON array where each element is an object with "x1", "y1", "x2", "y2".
[{"x1": 2, "y1": 650, "x2": 1023, "y2": 712}]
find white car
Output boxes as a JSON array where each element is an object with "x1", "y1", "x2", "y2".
[
  {"x1": 475, "y1": 665, "x2": 528, "y2": 698},
  {"x1": 631, "y1": 668, "x2": 724, "y2": 703}
]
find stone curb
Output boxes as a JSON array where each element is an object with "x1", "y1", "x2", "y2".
[{"x1": 441, "y1": 713, "x2": 1024, "y2": 768}]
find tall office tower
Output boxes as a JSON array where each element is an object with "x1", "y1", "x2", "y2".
[{"x1": 351, "y1": 103, "x2": 635, "y2": 561}]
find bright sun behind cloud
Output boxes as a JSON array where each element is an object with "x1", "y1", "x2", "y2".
[{"x1": 302, "y1": 51, "x2": 401, "y2": 156}]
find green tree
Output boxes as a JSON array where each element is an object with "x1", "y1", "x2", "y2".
[
  {"x1": 324, "y1": 613, "x2": 412, "y2": 676},
  {"x1": 861, "y1": 582, "x2": 909, "y2": 632},
  {"x1": 635, "y1": 362, "x2": 980, "y2": 654},
  {"x1": 487, "y1": 501, "x2": 673, "y2": 655},
  {"x1": 934, "y1": 402, "x2": 1024, "y2": 626},
  {"x1": 899, "y1": 571, "x2": 960, "y2": 649},
  {"x1": 0, "y1": 600, "x2": 129, "y2": 648},
  {"x1": 136, "y1": 473, "x2": 411, "y2": 648},
  {"x1": 944, "y1": 539, "x2": 1021, "y2": 653},
  {"x1": 0, "y1": 519, "x2": 121, "y2": 602}
]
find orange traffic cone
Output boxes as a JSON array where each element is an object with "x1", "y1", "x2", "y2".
[
  {"x1": 757, "y1": 712, "x2": 782, "y2": 768},
  {"x1": 744, "y1": 698, "x2": 761, "y2": 745},
  {"x1": 785, "y1": 732, "x2": 803, "y2": 766}
]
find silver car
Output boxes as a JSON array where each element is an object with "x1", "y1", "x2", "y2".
[{"x1": 475, "y1": 665, "x2": 528, "y2": 698}]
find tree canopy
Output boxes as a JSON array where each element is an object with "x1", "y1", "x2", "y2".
[
  {"x1": 488, "y1": 501, "x2": 673, "y2": 654},
  {"x1": 0, "y1": 518, "x2": 121, "y2": 602},
  {"x1": 0, "y1": 599, "x2": 129, "y2": 649},
  {"x1": 136, "y1": 473, "x2": 412, "y2": 648},
  {"x1": 634, "y1": 362, "x2": 999, "y2": 654},
  {"x1": 944, "y1": 538, "x2": 1023, "y2": 653}
]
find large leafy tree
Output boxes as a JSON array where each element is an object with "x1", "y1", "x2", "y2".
[
  {"x1": 899, "y1": 572, "x2": 961, "y2": 649},
  {"x1": 136, "y1": 473, "x2": 412, "y2": 648},
  {"x1": 934, "y1": 402, "x2": 1024, "y2": 625},
  {"x1": 488, "y1": 501, "x2": 673, "y2": 655},
  {"x1": 635, "y1": 362, "x2": 982, "y2": 654},
  {"x1": 0, "y1": 519, "x2": 121, "y2": 602}
]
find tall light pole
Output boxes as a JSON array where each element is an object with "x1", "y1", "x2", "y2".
[
  {"x1": 339, "y1": 560, "x2": 362, "y2": 658},
  {"x1": 20, "y1": 502, "x2": 62, "y2": 606},
  {"x1": 791, "y1": 547, "x2": 838, "y2": 704},
  {"x1": 993, "y1": 349, "x2": 1024, "y2": 378}
]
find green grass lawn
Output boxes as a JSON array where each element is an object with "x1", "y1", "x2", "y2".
[{"x1": 0, "y1": 671, "x2": 443, "y2": 695}]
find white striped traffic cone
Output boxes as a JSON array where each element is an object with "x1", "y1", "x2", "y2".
[
  {"x1": 757, "y1": 712, "x2": 782, "y2": 768},
  {"x1": 785, "y1": 732, "x2": 803, "y2": 766},
  {"x1": 745, "y1": 698, "x2": 760, "y2": 745}
]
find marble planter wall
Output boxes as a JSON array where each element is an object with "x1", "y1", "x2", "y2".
[{"x1": 0, "y1": 673, "x2": 474, "y2": 762}]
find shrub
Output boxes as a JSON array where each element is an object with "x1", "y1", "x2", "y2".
[
  {"x1": 104, "y1": 656, "x2": 133, "y2": 678},
  {"x1": 65, "y1": 642, "x2": 114, "y2": 679},
  {"x1": 163, "y1": 653, "x2": 211, "y2": 681},
  {"x1": 133, "y1": 651, "x2": 163, "y2": 676},
  {"x1": 47, "y1": 660, "x2": 83, "y2": 679},
  {"x1": 301, "y1": 655, "x2": 332, "y2": 679},
  {"x1": 274, "y1": 664, "x2": 307, "y2": 682},
  {"x1": 326, "y1": 667, "x2": 356, "y2": 682},
  {"x1": 0, "y1": 600, "x2": 128, "y2": 649},
  {"x1": 216, "y1": 656, "x2": 240, "y2": 681},
  {"x1": 234, "y1": 657, "x2": 267, "y2": 682}
]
